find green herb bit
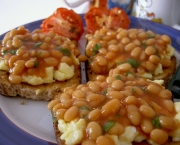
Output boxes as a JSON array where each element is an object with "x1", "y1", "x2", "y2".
[
  {"x1": 11, "y1": 49, "x2": 17, "y2": 55},
  {"x1": 2, "y1": 49, "x2": 17, "y2": 55},
  {"x1": 125, "y1": 58, "x2": 140, "y2": 68},
  {"x1": 2, "y1": 50, "x2": 8, "y2": 55},
  {"x1": 69, "y1": 26, "x2": 76, "y2": 33},
  {"x1": 88, "y1": 54, "x2": 95, "y2": 63},
  {"x1": 152, "y1": 116, "x2": 161, "y2": 128},
  {"x1": 57, "y1": 46, "x2": 71, "y2": 56},
  {"x1": 152, "y1": 46, "x2": 159, "y2": 55},
  {"x1": 81, "y1": 114, "x2": 86, "y2": 118},
  {"x1": 52, "y1": 116, "x2": 57, "y2": 123},
  {"x1": 88, "y1": 44, "x2": 101, "y2": 63},
  {"x1": 34, "y1": 60, "x2": 38, "y2": 68},
  {"x1": 34, "y1": 42, "x2": 43, "y2": 48},
  {"x1": 116, "y1": 75, "x2": 121, "y2": 80},
  {"x1": 102, "y1": 88, "x2": 108, "y2": 95},
  {"x1": 103, "y1": 121, "x2": 116, "y2": 132},
  {"x1": 141, "y1": 42, "x2": 147, "y2": 48},
  {"x1": 92, "y1": 43, "x2": 101, "y2": 53},
  {"x1": 80, "y1": 106, "x2": 90, "y2": 111},
  {"x1": 131, "y1": 88, "x2": 136, "y2": 93},
  {"x1": 147, "y1": 33, "x2": 155, "y2": 39}
]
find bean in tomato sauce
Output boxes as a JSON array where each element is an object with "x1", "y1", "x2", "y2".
[
  {"x1": 48, "y1": 63, "x2": 179, "y2": 145},
  {"x1": 85, "y1": 27, "x2": 174, "y2": 80},
  {"x1": 0, "y1": 26, "x2": 82, "y2": 84}
]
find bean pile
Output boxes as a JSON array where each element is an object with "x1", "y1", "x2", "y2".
[
  {"x1": 86, "y1": 27, "x2": 173, "y2": 76},
  {"x1": 0, "y1": 26, "x2": 81, "y2": 84},
  {"x1": 48, "y1": 63, "x2": 178, "y2": 145}
]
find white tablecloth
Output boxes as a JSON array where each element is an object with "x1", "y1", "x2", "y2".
[
  {"x1": 0, "y1": 0, "x2": 179, "y2": 35},
  {"x1": 0, "y1": 0, "x2": 89, "y2": 35}
]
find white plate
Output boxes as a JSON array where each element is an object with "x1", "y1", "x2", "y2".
[{"x1": 0, "y1": 16, "x2": 180, "y2": 145}]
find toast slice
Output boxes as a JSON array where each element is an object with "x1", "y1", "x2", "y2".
[
  {"x1": 0, "y1": 69, "x2": 80, "y2": 101},
  {"x1": 0, "y1": 26, "x2": 82, "y2": 101},
  {"x1": 86, "y1": 56, "x2": 177, "y2": 88},
  {"x1": 85, "y1": 27, "x2": 177, "y2": 88},
  {"x1": 49, "y1": 63, "x2": 180, "y2": 145}
]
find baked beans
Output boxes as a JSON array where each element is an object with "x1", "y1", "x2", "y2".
[
  {"x1": 150, "y1": 129, "x2": 168, "y2": 144},
  {"x1": 85, "y1": 27, "x2": 173, "y2": 81},
  {"x1": 48, "y1": 63, "x2": 178, "y2": 145},
  {"x1": 96, "y1": 135, "x2": 115, "y2": 145},
  {"x1": 0, "y1": 26, "x2": 81, "y2": 84},
  {"x1": 87, "y1": 122, "x2": 102, "y2": 140}
]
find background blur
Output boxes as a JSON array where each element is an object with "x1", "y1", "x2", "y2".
[
  {"x1": 0, "y1": 0, "x2": 90, "y2": 34},
  {"x1": 0, "y1": 0, "x2": 179, "y2": 35}
]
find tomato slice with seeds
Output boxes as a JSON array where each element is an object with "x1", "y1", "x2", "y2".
[
  {"x1": 84, "y1": 7, "x2": 109, "y2": 34},
  {"x1": 106, "y1": 7, "x2": 130, "y2": 30},
  {"x1": 84, "y1": 7, "x2": 130, "y2": 34},
  {"x1": 40, "y1": 8, "x2": 84, "y2": 41}
]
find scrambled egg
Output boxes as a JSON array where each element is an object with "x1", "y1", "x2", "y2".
[
  {"x1": 57, "y1": 103, "x2": 180, "y2": 145},
  {"x1": 170, "y1": 102, "x2": 180, "y2": 142},
  {"x1": 58, "y1": 119, "x2": 86, "y2": 145},
  {"x1": 0, "y1": 58, "x2": 75, "y2": 85},
  {"x1": 107, "y1": 126, "x2": 145, "y2": 145},
  {"x1": 22, "y1": 67, "x2": 54, "y2": 85},
  {"x1": 54, "y1": 62, "x2": 74, "y2": 81},
  {"x1": 140, "y1": 45, "x2": 174, "y2": 79},
  {"x1": 152, "y1": 79, "x2": 164, "y2": 86},
  {"x1": 23, "y1": 62, "x2": 74, "y2": 85},
  {"x1": 162, "y1": 44, "x2": 175, "y2": 59},
  {"x1": 0, "y1": 57, "x2": 9, "y2": 71}
]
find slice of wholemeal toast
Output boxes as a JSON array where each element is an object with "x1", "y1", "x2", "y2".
[
  {"x1": 86, "y1": 56, "x2": 177, "y2": 88},
  {"x1": 0, "y1": 26, "x2": 82, "y2": 101},
  {"x1": 0, "y1": 7, "x2": 85, "y2": 101},
  {"x1": 0, "y1": 69, "x2": 80, "y2": 101},
  {"x1": 85, "y1": 27, "x2": 177, "y2": 88},
  {"x1": 49, "y1": 63, "x2": 180, "y2": 145}
]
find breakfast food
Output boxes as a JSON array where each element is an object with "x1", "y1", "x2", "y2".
[
  {"x1": 0, "y1": 26, "x2": 82, "y2": 100},
  {"x1": 41, "y1": 8, "x2": 84, "y2": 41},
  {"x1": 84, "y1": 7, "x2": 130, "y2": 34},
  {"x1": 0, "y1": 7, "x2": 86, "y2": 101},
  {"x1": 48, "y1": 63, "x2": 180, "y2": 145},
  {"x1": 85, "y1": 26, "x2": 176, "y2": 87},
  {"x1": 0, "y1": 5, "x2": 179, "y2": 145}
]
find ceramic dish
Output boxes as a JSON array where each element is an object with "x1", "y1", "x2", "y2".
[{"x1": 0, "y1": 16, "x2": 180, "y2": 145}]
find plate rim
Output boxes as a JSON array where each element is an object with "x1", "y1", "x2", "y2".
[{"x1": 0, "y1": 15, "x2": 180, "y2": 145}]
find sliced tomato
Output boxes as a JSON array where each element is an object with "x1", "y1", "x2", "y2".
[
  {"x1": 84, "y1": 7, "x2": 130, "y2": 34},
  {"x1": 106, "y1": 7, "x2": 130, "y2": 30},
  {"x1": 40, "y1": 8, "x2": 84, "y2": 41},
  {"x1": 84, "y1": 7, "x2": 109, "y2": 34}
]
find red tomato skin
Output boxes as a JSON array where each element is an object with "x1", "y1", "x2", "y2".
[
  {"x1": 41, "y1": 8, "x2": 84, "y2": 41},
  {"x1": 106, "y1": 7, "x2": 130, "y2": 30},
  {"x1": 84, "y1": 7, "x2": 130, "y2": 34},
  {"x1": 84, "y1": 7, "x2": 109, "y2": 34}
]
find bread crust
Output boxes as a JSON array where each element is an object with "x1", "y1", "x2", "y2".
[{"x1": 0, "y1": 67, "x2": 81, "y2": 101}]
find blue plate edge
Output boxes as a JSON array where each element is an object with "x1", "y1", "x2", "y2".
[
  {"x1": 0, "y1": 15, "x2": 180, "y2": 145},
  {"x1": 0, "y1": 109, "x2": 56, "y2": 145}
]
